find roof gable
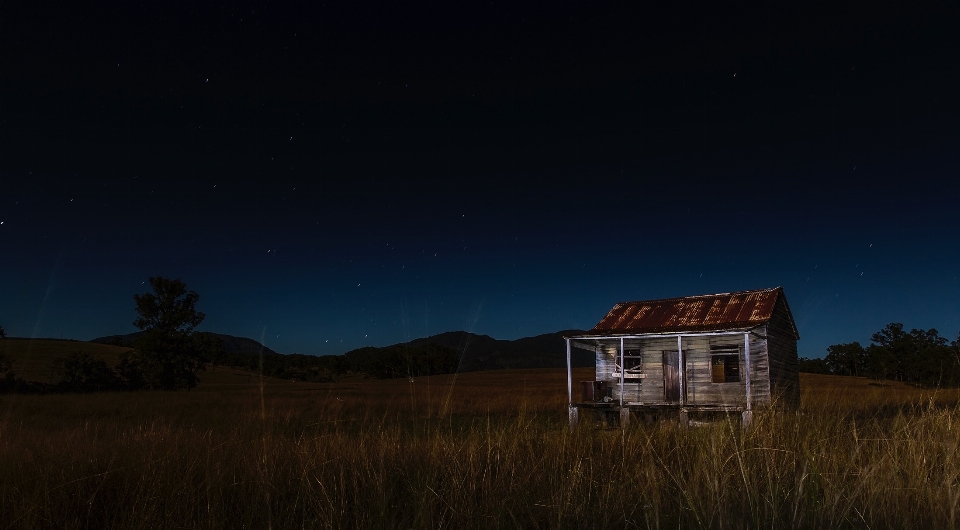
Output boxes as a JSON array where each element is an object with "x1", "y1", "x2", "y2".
[{"x1": 588, "y1": 287, "x2": 792, "y2": 335}]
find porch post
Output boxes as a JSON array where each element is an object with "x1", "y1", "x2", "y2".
[
  {"x1": 677, "y1": 335, "x2": 684, "y2": 406},
  {"x1": 619, "y1": 337, "x2": 625, "y2": 406},
  {"x1": 743, "y1": 332, "x2": 753, "y2": 427},
  {"x1": 567, "y1": 338, "x2": 578, "y2": 430},
  {"x1": 566, "y1": 338, "x2": 572, "y2": 405},
  {"x1": 743, "y1": 333, "x2": 752, "y2": 411}
]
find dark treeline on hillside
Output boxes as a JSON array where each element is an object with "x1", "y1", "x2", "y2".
[
  {"x1": 0, "y1": 333, "x2": 230, "y2": 394},
  {"x1": 188, "y1": 329, "x2": 592, "y2": 381},
  {"x1": 2, "y1": 278, "x2": 581, "y2": 393},
  {"x1": 93, "y1": 332, "x2": 284, "y2": 359},
  {"x1": 343, "y1": 344, "x2": 458, "y2": 379},
  {"x1": 0, "y1": 338, "x2": 459, "y2": 393},
  {"x1": 209, "y1": 342, "x2": 459, "y2": 382},
  {"x1": 800, "y1": 323, "x2": 960, "y2": 387},
  {"x1": 192, "y1": 330, "x2": 592, "y2": 381},
  {"x1": 94, "y1": 329, "x2": 591, "y2": 382},
  {"x1": 1, "y1": 352, "x2": 114, "y2": 393},
  {"x1": 89, "y1": 332, "x2": 463, "y2": 383},
  {"x1": 404, "y1": 330, "x2": 592, "y2": 371}
]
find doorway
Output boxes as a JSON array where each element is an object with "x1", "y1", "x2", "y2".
[{"x1": 662, "y1": 350, "x2": 681, "y2": 402}]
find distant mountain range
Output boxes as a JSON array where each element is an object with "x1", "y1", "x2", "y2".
[
  {"x1": 90, "y1": 330, "x2": 594, "y2": 371},
  {"x1": 90, "y1": 332, "x2": 282, "y2": 358},
  {"x1": 375, "y1": 330, "x2": 594, "y2": 371}
]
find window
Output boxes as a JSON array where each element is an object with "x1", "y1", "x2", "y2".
[
  {"x1": 613, "y1": 349, "x2": 644, "y2": 379},
  {"x1": 710, "y1": 345, "x2": 740, "y2": 383}
]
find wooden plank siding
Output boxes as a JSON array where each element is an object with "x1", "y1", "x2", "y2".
[
  {"x1": 680, "y1": 333, "x2": 769, "y2": 407},
  {"x1": 765, "y1": 295, "x2": 801, "y2": 408},
  {"x1": 591, "y1": 333, "x2": 774, "y2": 408}
]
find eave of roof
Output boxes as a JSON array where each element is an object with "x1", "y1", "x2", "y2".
[{"x1": 571, "y1": 323, "x2": 765, "y2": 338}]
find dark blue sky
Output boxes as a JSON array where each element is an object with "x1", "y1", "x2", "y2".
[{"x1": 2, "y1": 2, "x2": 958, "y2": 357}]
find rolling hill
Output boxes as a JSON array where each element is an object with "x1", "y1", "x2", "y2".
[
  {"x1": 352, "y1": 329, "x2": 594, "y2": 371},
  {"x1": 1, "y1": 330, "x2": 592, "y2": 385},
  {"x1": 95, "y1": 329, "x2": 595, "y2": 372},
  {"x1": 90, "y1": 331, "x2": 281, "y2": 357}
]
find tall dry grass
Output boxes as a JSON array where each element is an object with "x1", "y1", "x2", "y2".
[{"x1": 1, "y1": 369, "x2": 959, "y2": 528}]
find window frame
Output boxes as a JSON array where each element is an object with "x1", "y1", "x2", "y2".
[
  {"x1": 709, "y1": 345, "x2": 741, "y2": 384},
  {"x1": 614, "y1": 349, "x2": 645, "y2": 379}
]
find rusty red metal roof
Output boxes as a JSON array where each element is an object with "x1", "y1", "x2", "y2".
[{"x1": 583, "y1": 287, "x2": 794, "y2": 336}]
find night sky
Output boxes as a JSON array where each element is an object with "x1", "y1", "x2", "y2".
[{"x1": 2, "y1": 2, "x2": 958, "y2": 358}]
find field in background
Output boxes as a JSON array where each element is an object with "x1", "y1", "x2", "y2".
[
  {"x1": 4, "y1": 339, "x2": 954, "y2": 408},
  {"x1": 2, "y1": 340, "x2": 960, "y2": 528}
]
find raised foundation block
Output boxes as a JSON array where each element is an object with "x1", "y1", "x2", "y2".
[{"x1": 568, "y1": 406, "x2": 579, "y2": 431}]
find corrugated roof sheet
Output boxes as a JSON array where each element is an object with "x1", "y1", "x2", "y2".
[{"x1": 584, "y1": 287, "x2": 787, "y2": 336}]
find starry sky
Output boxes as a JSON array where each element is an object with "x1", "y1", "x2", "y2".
[{"x1": 2, "y1": 2, "x2": 958, "y2": 357}]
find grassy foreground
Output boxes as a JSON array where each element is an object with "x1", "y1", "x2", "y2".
[{"x1": 2, "y1": 364, "x2": 959, "y2": 528}]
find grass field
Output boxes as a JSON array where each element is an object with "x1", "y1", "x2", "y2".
[{"x1": 2, "y1": 340, "x2": 959, "y2": 528}]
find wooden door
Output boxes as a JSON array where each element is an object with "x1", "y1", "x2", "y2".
[{"x1": 662, "y1": 350, "x2": 680, "y2": 402}]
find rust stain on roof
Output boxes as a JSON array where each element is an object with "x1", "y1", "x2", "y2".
[{"x1": 587, "y1": 287, "x2": 785, "y2": 335}]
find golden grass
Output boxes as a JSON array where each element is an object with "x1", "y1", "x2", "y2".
[
  {"x1": 801, "y1": 372, "x2": 960, "y2": 411},
  {"x1": 2, "y1": 349, "x2": 959, "y2": 528}
]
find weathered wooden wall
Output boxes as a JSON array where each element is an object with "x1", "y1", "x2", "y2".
[
  {"x1": 683, "y1": 333, "x2": 770, "y2": 407},
  {"x1": 766, "y1": 296, "x2": 801, "y2": 408},
  {"x1": 590, "y1": 333, "x2": 775, "y2": 408}
]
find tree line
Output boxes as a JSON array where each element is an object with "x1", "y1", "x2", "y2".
[
  {"x1": 799, "y1": 323, "x2": 960, "y2": 387},
  {"x1": 0, "y1": 277, "x2": 458, "y2": 393},
  {"x1": 0, "y1": 278, "x2": 223, "y2": 393},
  {"x1": 202, "y1": 341, "x2": 458, "y2": 382}
]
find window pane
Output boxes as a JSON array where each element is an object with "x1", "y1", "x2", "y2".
[
  {"x1": 724, "y1": 356, "x2": 740, "y2": 382},
  {"x1": 712, "y1": 355, "x2": 740, "y2": 383},
  {"x1": 711, "y1": 356, "x2": 725, "y2": 383}
]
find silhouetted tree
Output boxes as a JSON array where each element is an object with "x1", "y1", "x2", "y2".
[
  {"x1": 0, "y1": 325, "x2": 5, "y2": 338},
  {"x1": 906, "y1": 328, "x2": 952, "y2": 386},
  {"x1": 954, "y1": 333, "x2": 960, "y2": 379},
  {"x1": 865, "y1": 323, "x2": 954, "y2": 385},
  {"x1": 797, "y1": 356, "x2": 830, "y2": 374},
  {"x1": 0, "y1": 351, "x2": 12, "y2": 377},
  {"x1": 54, "y1": 350, "x2": 119, "y2": 392},
  {"x1": 827, "y1": 323, "x2": 959, "y2": 386},
  {"x1": 824, "y1": 342, "x2": 866, "y2": 376},
  {"x1": 0, "y1": 351, "x2": 23, "y2": 393},
  {"x1": 129, "y1": 277, "x2": 207, "y2": 390}
]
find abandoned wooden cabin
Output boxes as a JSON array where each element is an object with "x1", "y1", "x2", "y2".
[{"x1": 565, "y1": 287, "x2": 800, "y2": 427}]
